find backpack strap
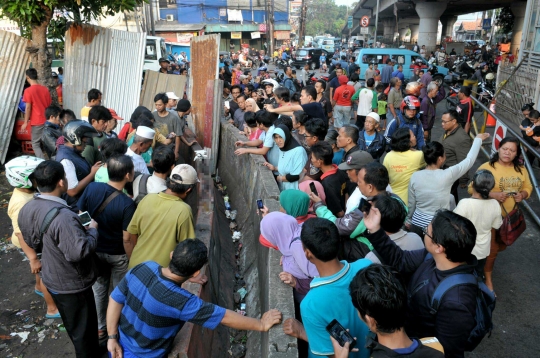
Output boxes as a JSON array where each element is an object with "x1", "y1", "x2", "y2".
[
  {"x1": 430, "y1": 273, "x2": 478, "y2": 314},
  {"x1": 94, "y1": 190, "x2": 122, "y2": 218},
  {"x1": 40, "y1": 207, "x2": 61, "y2": 240},
  {"x1": 139, "y1": 173, "x2": 150, "y2": 197}
]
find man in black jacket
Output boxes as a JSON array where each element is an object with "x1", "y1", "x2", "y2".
[
  {"x1": 363, "y1": 204, "x2": 478, "y2": 358},
  {"x1": 42, "y1": 105, "x2": 63, "y2": 159},
  {"x1": 19, "y1": 160, "x2": 99, "y2": 357}
]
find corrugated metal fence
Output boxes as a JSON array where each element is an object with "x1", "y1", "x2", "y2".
[
  {"x1": 189, "y1": 34, "x2": 220, "y2": 147},
  {"x1": 139, "y1": 71, "x2": 187, "y2": 111},
  {"x1": 63, "y1": 24, "x2": 145, "y2": 128},
  {"x1": 0, "y1": 30, "x2": 31, "y2": 164}
]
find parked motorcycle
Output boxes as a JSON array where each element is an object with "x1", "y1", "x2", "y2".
[{"x1": 477, "y1": 81, "x2": 494, "y2": 107}]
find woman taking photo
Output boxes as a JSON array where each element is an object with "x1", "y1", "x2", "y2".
[
  {"x1": 259, "y1": 212, "x2": 319, "y2": 302},
  {"x1": 473, "y1": 137, "x2": 533, "y2": 292},
  {"x1": 263, "y1": 124, "x2": 308, "y2": 191},
  {"x1": 407, "y1": 133, "x2": 489, "y2": 233},
  {"x1": 383, "y1": 127, "x2": 425, "y2": 205}
]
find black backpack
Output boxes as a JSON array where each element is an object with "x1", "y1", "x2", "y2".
[
  {"x1": 428, "y1": 259, "x2": 496, "y2": 351},
  {"x1": 133, "y1": 172, "x2": 151, "y2": 204}
]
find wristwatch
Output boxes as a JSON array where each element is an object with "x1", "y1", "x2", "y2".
[{"x1": 108, "y1": 334, "x2": 119, "y2": 340}]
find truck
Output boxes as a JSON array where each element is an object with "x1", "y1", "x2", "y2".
[{"x1": 144, "y1": 36, "x2": 168, "y2": 71}]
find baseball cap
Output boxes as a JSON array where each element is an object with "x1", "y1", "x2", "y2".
[
  {"x1": 51, "y1": 72, "x2": 59, "y2": 78},
  {"x1": 159, "y1": 57, "x2": 170, "y2": 63},
  {"x1": 170, "y1": 164, "x2": 199, "y2": 185},
  {"x1": 176, "y1": 99, "x2": 191, "y2": 112},
  {"x1": 166, "y1": 92, "x2": 180, "y2": 100},
  {"x1": 108, "y1": 108, "x2": 123, "y2": 121},
  {"x1": 239, "y1": 75, "x2": 249, "y2": 81},
  {"x1": 366, "y1": 112, "x2": 380, "y2": 123},
  {"x1": 338, "y1": 151, "x2": 374, "y2": 170}
]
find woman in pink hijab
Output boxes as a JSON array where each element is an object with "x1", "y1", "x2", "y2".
[
  {"x1": 259, "y1": 212, "x2": 319, "y2": 302},
  {"x1": 299, "y1": 180, "x2": 326, "y2": 214}
]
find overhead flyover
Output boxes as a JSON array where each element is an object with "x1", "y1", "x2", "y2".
[{"x1": 345, "y1": 0, "x2": 527, "y2": 51}]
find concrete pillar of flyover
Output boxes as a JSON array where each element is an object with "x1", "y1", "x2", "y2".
[
  {"x1": 382, "y1": 18, "x2": 396, "y2": 42},
  {"x1": 399, "y1": 26, "x2": 409, "y2": 42},
  {"x1": 510, "y1": 1, "x2": 527, "y2": 56},
  {"x1": 409, "y1": 24, "x2": 420, "y2": 43},
  {"x1": 440, "y1": 15, "x2": 458, "y2": 40},
  {"x1": 415, "y1": 1, "x2": 447, "y2": 49}
]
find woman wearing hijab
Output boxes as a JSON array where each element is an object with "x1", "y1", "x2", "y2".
[
  {"x1": 299, "y1": 180, "x2": 326, "y2": 214},
  {"x1": 259, "y1": 212, "x2": 319, "y2": 302},
  {"x1": 245, "y1": 98, "x2": 261, "y2": 112},
  {"x1": 263, "y1": 124, "x2": 308, "y2": 191},
  {"x1": 279, "y1": 190, "x2": 316, "y2": 224}
]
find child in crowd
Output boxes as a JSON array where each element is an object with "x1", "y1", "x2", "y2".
[
  {"x1": 377, "y1": 93, "x2": 388, "y2": 131},
  {"x1": 320, "y1": 53, "x2": 327, "y2": 73}
]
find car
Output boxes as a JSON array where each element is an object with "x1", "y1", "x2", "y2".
[{"x1": 292, "y1": 48, "x2": 331, "y2": 70}]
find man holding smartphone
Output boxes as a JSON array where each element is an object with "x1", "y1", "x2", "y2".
[{"x1": 19, "y1": 161, "x2": 100, "y2": 357}]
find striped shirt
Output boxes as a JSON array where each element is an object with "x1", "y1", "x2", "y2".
[{"x1": 111, "y1": 262, "x2": 226, "y2": 357}]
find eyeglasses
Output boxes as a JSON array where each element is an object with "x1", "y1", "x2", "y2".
[
  {"x1": 422, "y1": 226, "x2": 433, "y2": 240},
  {"x1": 303, "y1": 134, "x2": 315, "y2": 138},
  {"x1": 441, "y1": 119, "x2": 455, "y2": 124}
]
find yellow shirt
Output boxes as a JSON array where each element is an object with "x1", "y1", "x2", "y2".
[
  {"x1": 80, "y1": 106, "x2": 92, "y2": 121},
  {"x1": 127, "y1": 192, "x2": 195, "y2": 268},
  {"x1": 7, "y1": 188, "x2": 35, "y2": 248},
  {"x1": 473, "y1": 162, "x2": 533, "y2": 216},
  {"x1": 383, "y1": 150, "x2": 426, "y2": 205}
]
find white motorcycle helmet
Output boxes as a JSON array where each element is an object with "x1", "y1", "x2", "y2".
[
  {"x1": 5, "y1": 155, "x2": 44, "y2": 188},
  {"x1": 262, "y1": 78, "x2": 280, "y2": 90}
]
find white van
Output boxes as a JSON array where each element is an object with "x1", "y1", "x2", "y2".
[
  {"x1": 319, "y1": 38, "x2": 335, "y2": 52},
  {"x1": 144, "y1": 36, "x2": 167, "y2": 72}
]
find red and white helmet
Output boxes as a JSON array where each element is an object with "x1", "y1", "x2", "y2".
[{"x1": 400, "y1": 96, "x2": 421, "y2": 113}]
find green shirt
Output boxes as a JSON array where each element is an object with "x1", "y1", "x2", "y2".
[
  {"x1": 94, "y1": 166, "x2": 109, "y2": 183},
  {"x1": 378, "y1": 100, "x2": 387, "y2": 115},
  {"x1": 81, "y1": 133, "x2": 106, "y2": 165},
  {"x1": 127, "y1": 192, "x2": 195, "y2": 268}
]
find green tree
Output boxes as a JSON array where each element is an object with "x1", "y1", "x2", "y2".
[
  {"x1": 495, "y1": 7, "x2": 514, "y2": 35},
  {"x1": 305, "y1": 0, "x2": 352, "y2": 37},
  {"x1": 1, "y1": 0, "x2": 143, "y2": 103}
]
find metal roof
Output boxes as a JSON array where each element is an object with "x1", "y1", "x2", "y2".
[{"x1": 0, "y1": 30, "x2": 31, "y2": 163}]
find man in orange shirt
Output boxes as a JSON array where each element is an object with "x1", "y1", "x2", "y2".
[
  {"x1": 332, "y1": 75, "x2": 355, "y2": 129},
  {"x1": 22, "y1": 68, "x2": 52, "y2": 159}
]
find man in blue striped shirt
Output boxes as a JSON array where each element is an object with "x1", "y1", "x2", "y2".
[{"x1": 106, "y1": 238, "x2": 282, "y2": 357}]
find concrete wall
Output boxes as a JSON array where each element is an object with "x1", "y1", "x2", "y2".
[{"x1": 218, "y1": 123, "x2": 299, "y2": 358}]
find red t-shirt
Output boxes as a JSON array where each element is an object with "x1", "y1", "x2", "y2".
[
  {"x1": 333, "y1": 85, "x2": 355, "y2": 107},
  {"x1": 23, "y1": 84, "x2": 52, "y2": 126}
]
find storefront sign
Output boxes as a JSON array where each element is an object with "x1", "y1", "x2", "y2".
[
  {"x1": 251, "y1": 32, "x2": 261, "y2": 39},
  {"x1": 231, "y1": 32, "x2": 242, "y2": 39}
]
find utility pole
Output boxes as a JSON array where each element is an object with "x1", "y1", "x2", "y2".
[
  {"x1": 269, "y1": 0, "x2": 275, "y2": 55},
  {"x1": 374, "y1": 0, "x2": 379, "y2": 45},
  {"x1": 299, "y1": 0, "x2": 307, "y2": 48},
  {"x1": 149, "y1": 0, "x2": 156, "y2": 36}
]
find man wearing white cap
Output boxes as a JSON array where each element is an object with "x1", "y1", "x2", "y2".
[
  {"x1": 165, "y1": 92, "x2": 180, "y2": 113},
  {"x1": 126, "y1": 164, "x2": 198, "y2": 268},
  {"x1": 357, "y1": 112, "x2": 386, "y2": 161},
  {"x1": 127, "y1": 126, "x2": 154, "y2": 174}
]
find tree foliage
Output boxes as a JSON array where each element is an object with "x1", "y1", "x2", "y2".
[
  {"x1": 305, "y1": 0, "x2": 352, "y2": 37},
  {"x1": 495, "y1": 7, "x2": 514, "y2": 35},
  {"x1": 0, "y1": 0, "x2": 144, "y2": 103}
]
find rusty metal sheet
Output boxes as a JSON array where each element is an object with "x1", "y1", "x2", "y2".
[
  {"x1": 63, "y1": 24, "x2": 145, "y2": 129},
  {"x1": 0, "y1": 30, "x2": 31, "y2": 163},
  {"x1": 139, "y1": 71, "x2": 187, "y2": 111},
  {"x1": 189, "y1": 34, "x2": 220, "y2": 146}
]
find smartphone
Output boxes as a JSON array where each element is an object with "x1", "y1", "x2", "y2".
[
  {"x1": 507, "y1": 192, "x2": 517, "y2": 196},
  {"x1": 225, "y1": 101, "x2": 230, "y2": 109},
  {"x1": 309, "y1": 182, "x2": 319, "y2": 197},
  {"x1": 78, "y1": 211, "x2": 92, "y2": 226},
  {"x1": 359, "y1": 198, "x2": 372, "y2": 213},
  {"x1": 326, "y1": 319, "x2": 357, "y2": 350},
  {"x1": 257, "y1": 199, "x2": 264, "y2": 210}
]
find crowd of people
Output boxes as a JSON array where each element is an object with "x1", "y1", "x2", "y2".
[
  {"x1": 7, "y1": 53, "x2": 536, "y2": 358},
  {"x1": 226, "y1": 55, "x2": 534, "y2": 357},
  {"x1": 8, "y1": 68, "x2": 284, "y2": 357}
]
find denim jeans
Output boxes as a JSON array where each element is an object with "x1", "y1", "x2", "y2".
[
  {"x1": 92, "y1": 252, "x2": 129, "y2": 330},
  {"x1": 333, "y1": 105, "x2": 352, "y2": 128}
]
